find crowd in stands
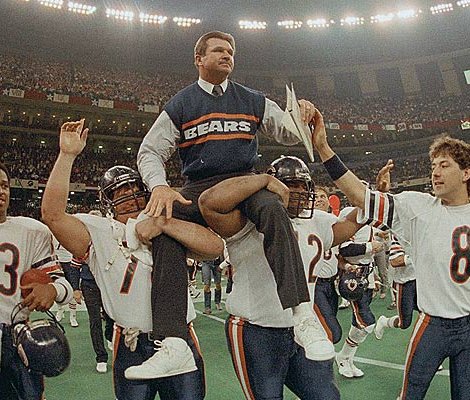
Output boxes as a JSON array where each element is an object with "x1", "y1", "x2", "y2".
[
  {"x1": 1, "y1": 141, "x2": 185, "y2": 187},
  {"x1": 2, "y1": 140, "x2": 432, "y2": 191},
  {"x1": 1, "y1": 54, "x2": 469, "y2": 125},
  {"x1": 1, "y1": 53, "x2": 466, "y2": 219}
]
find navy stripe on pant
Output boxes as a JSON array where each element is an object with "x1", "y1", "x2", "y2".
[
  {"x1": 400, "y1": 313, "x2": 470, "y2": 400},
  {"x1": 225, "y1": 315, "x2": 339, "y2": 400}
]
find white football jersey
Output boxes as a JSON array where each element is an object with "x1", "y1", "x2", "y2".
[
  {"x1": 389, "y1": 234, "x2": 416, "y2": 284},
  {"x1": 339, "y1": 207, "x2": 375, "y2": 266},
  {"x1": 75, "y1": 214, "x2": 196, "y2": 332},
  {"x1": 225, "y1": 221, "x2": 294, "y2": 328},
  {"x1": 52, "y1": 235, "x2": 73, "y2": 263},
  {"x1": 0, "y1": 217, "x2": 60, "y2": 324},
  {"x1": 292, "y1": 210, "x2": 336, "y2": 298},
  {"x1": 360, "y1": 189, "x2": 470, "y2": 318},
  {"x1": 225, "y1": 210, "x2": 336, "y2": 327},
  {"x1": 316, "y1": 245, "x2": 339, "y2": 279}
]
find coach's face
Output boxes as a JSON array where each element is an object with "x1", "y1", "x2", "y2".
[
  {"x1": 0, "y1": 170, "x2": 10, "y2": 222},
  {"x1": 196, "y1": 38, "x2": 234, "y2": 83}
]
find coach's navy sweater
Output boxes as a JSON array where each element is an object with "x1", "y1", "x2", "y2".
[{"x1": 164, "y1": 81, "x2": 265, "y2": 181}]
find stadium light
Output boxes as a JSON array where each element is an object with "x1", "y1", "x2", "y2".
[
  {"x1": 106, "y1": 8, "x2": 134, "y2": 21},
  {"x1": 173, "y1": 17, "x2": 201, "y2": 27},
  {"x1": 306, "y1": 18, "x2": 333, "y2": 28},
  {"x1": 277, "y1": 20, "x2": 302, "y2": 29},
  {"x1": 430, "y1": 3, "x2": 454, "y2": 14},
  {"x1": 239, "y1": 20, "x2": 267, "y2": 30},
  {"x1": 140, "y1": 13, "x2": 167, "y2": 24},
  {"x1": 38, "y1": 0, "x2": 63, "y2": 9},
  {"x1": 457, "y1": 0, "x2": 470, "y2": 7},
  {"x1": 340, "y1": 16, "x2": 365, "y2": 26},
  {"x1": 396, "y1": 9, "x2": 421, "y2": 19},
  {"x1": 370, "y1": 13, "x2": 395, "y2": 23},
  {"x1": 68, "y1": 2, "x2": 96, "y2": 15}
]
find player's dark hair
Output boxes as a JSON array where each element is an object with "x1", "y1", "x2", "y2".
[{"x1": 0, "y1": 162, "x2": 10, "y2": 183}]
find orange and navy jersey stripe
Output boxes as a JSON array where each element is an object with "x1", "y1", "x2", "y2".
[
  {"x1": 362, "y1": 189, "x2": 395, "y2": 231},
  {"x1": 178, "y1": 132, "x2": 255, "y2": 148}
]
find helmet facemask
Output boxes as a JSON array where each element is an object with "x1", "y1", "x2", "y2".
[
  {"x1": 267, "y1": 155, "x2": 315, "y2": 219},
  {"x1": 284, "y1": 179, "x2": 315, "y2": 219},
  {"x1": 99, "y1": 169, "x2": 149, "y2": 217}
]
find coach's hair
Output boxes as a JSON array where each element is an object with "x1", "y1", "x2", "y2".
[
  {"x1": 0, "y1": 162, "x2": 10, "y2": 183},
  {"x1": 194, "y1": 31, "x2": 235, "y2": 66},
  {"x1": 429, "y1": 135, "x2": 470, "y2": 194}
]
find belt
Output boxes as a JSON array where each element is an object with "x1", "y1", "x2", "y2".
[
  {"x1": 314, "y1": 275, "x2": 337, "y2": 283},
  {"x1": 428, "y1": 314, "x2": 470, "y2": 329}
]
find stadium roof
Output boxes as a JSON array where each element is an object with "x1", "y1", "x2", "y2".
[{"x1": 0, "y1": 0, "x2": 469, "y2": 73}]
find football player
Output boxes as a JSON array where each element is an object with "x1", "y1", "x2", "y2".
[
  {"x1": 198, "y1": 155, "x2": 365, "y2": 399},
  {"x1": 311, "y1": 186, "x2": 343, "y2": 344},
  {"x1": 335, "y1": 209, "x2": 384, "y2": 378},
  {"x1": 312, "y1": 107, "x2": 470, "y2": 400},
  {"x1": 53, "y1": 236, "x2": 80, "y2": 327},
  {"x1": 0, "y1": 161, "x2": 73, "y2": 400},
  {"x1": 374, "y1": 234, "x2": 417, "y2": 340},
  {"x1": 41, "y1": 120, "x2": 224, "y2": 399}
]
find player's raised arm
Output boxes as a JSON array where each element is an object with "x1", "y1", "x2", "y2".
[
  {"x1": 311, "y1": 109, "x2": 367, "y2": 208},
  {"x1": 41, "y1": 120, "x2": 91, "y2": 258}
]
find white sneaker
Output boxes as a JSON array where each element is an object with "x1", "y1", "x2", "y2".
[
  {"x1": 336, "y1": 355, "x2": 354, "y2": 378},
  {"x1": 350, "y1": 359, "x2": 364, "y2": 377},
  {"x1": 107, "y1": 340, "x2": 113, "y2": 351},
  {"x1": 189, "y1": 285, "x2": 201, "y2": 299},
  {"x1": 124, "y1": 337, "x2": 197, "y2": 380},
  {"x1": 338, "y1": 300, "x2": 350, "y2": 310},
  {"x1": 437, "y1": 364, "x2": 444, "y2": 371},
  {"x1": 375, "y1": 315, "x2": 388, "y2": 340},
  {"x1": 70, "y1": 316, "x2": 79, "y2": 327},
  {"x1": 96, "y1": 362, "x2": 107, "y2": 373},
  {"x1": 294, "y1": 318, "x2": 335, "y2": 361},
  {"x1": 56, "y1": 309, "x2": 64, "y2": 322}
]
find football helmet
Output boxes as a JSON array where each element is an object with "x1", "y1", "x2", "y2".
[
  {"x1": 338, "y1": 264, "x2": 370, "y2": 302},
  {"x1": 267, "y1": 155, "x2": 314, "y2": 219},
  {"x1": 12, "y1": 311, "x2": 71, "y2": 377},
  {"x1": 99, "y1": 166, "x2": 149, "y2": 216}
]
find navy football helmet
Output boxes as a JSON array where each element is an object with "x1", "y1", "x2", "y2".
[
  {"x1": 99, "y1": 166, "x2": 149, "y2": 216},
  {"x1": 338, "y1": 264, "x2": 370, "y2": 302},
  {"x1": 267, "y1": 156, "x2": 314, "y2": 219},
  {"x1": 12, "y1": 311, "x2": 71, "y2": 377}
]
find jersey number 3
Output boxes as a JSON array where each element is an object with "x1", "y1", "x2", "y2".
[
  {"x1": 0, "y1": 243, "x2": 20, "y2": 296},
  {"x1": 450, "y1": 226, "x2": 470, "y2": 284}
]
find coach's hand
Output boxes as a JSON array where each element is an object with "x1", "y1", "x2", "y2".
[{"x1": 144, "y1": 185, "x2": 192, "y2": 219}]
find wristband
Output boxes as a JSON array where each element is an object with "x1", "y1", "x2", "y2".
[{"x1": 323, "y1": 154, "x2": 349, "y2": 181}]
